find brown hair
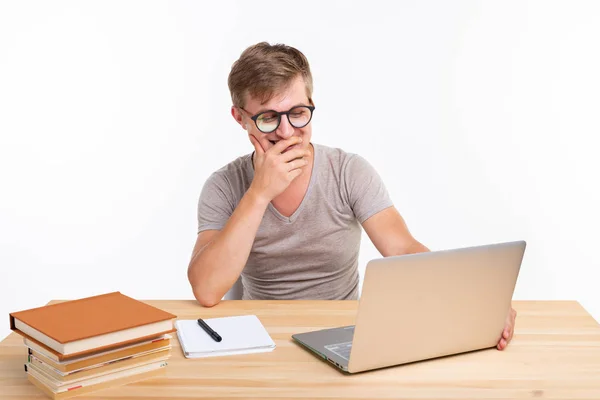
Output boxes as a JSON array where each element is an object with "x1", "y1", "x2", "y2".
[{"x1": 228, "y1": 42, "x2": 313, "y2": 108}]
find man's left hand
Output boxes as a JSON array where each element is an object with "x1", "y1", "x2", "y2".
[{"x1": 497, "y1": 307, "x2": 517, "y2": 350}]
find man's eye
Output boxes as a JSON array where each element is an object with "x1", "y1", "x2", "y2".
[
  {"x1": 261, "y1": 117, "x2": 277, "y2": 123},
  {"x1": 290, "y1": 113, "x2": 304, "y2": 118}
]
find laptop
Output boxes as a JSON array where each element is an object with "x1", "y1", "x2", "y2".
[{"x1": 292, "y1": 240, "x2": 526, "y2": 373}]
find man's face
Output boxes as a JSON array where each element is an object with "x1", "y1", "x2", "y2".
[{"x1": 233, "y1": 76, "x2": 313, "y2": 154}]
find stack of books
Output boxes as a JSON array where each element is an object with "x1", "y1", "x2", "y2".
[{"x1": 9, "y1": 292, "x2": 176, "y2": 399}]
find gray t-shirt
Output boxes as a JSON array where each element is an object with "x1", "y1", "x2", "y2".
[{"x1": 197, "y1": 143, "x2": 393, "y2": 300}]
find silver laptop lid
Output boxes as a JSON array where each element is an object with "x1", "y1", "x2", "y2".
[{"x1": 347, "y1": 241, "x2": 525, "y2": 373}]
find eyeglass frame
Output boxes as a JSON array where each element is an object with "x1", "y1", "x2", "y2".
[{"x1": 240, "y1": 105, "x2": 316, "y2": 133}]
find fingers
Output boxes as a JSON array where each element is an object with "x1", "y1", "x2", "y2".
[
  {"x1": 497, "y1": 307, "x2": 518, "y2": 351},
  {"x1": 271, "y1": 136, "x2": 302, "y2": 154},
  {"x1": 500, "y1": 325, "x2": 514, "y2": 349},
  {"x1": 506, "y1": 308, "x2": 516, "y2": 341},
  {"x1": 286, "y1": 158, "x2": 309, "y2": 172},
  {"x1": 281, "y1": 147, "x2": 310, "y2": 163},
  {"x1": 497, "y1": 338, "x2": 507, "y2": 350},
  {"x1": 503, "y1": 324, "x2": 515, "y2": 342},
  {"x1": 288, "y1": 167, "x2": 304, "y2": 181},
  {"x1": 249, "y1": 135, "x2": 265, "y2": 155}
]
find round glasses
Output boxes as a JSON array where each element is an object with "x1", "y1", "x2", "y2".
[{"x1": 244, "y1": 105, "x2": 315, "y2": 133}]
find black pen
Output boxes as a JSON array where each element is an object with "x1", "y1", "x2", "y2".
[{"x1": 197, "y1": 318, "x2": 222, "y2": 342}]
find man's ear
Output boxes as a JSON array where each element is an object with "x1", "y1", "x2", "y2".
[{"x1": 231, "y1": 106, "x2": 245, "y2": 128}]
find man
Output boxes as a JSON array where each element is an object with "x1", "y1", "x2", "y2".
[{"x1": 187, "y1": 42, "x2": 516, "y2": 350}]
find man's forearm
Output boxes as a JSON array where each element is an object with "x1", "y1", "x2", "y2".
[
  {"x1": 388, "y1": 239, "x2": 430, "y2": 256},
  {"x1": 188, "y1": 188, "x2": 269, "y2": 306},
  {"x1": 405, "y1": 240, "x2": 430, "y2": 254}
]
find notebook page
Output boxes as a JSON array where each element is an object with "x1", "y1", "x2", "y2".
[{"x1": 175, "y1": 315, "x2": 275, "y2": 358}]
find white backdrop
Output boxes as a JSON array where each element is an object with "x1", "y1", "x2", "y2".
[{"x1": 1, "y1": 0, "x2": 599, "y2": 341}]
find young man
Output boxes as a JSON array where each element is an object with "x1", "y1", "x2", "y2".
[{"x1": 187, "y1": 42, "x2": 516, "y2": 350}]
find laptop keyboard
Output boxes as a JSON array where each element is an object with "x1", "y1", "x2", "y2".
[{"x1": 324, "y1": 341, "x2": 353, "y2": 361}]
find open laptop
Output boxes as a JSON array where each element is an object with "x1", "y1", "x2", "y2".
[{"x1": 292, "y1": 240, "x2": 526, "y2": 373}]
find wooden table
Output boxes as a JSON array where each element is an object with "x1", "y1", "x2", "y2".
[{"x1": 2, "y1": 300, "x2": 600, "y2": 399}]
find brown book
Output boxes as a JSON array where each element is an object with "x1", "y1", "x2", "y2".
[
  {"x1": 27, "y1": 363, "x2": 166, "y2": 400},
  {"x1": 10, "y1": 292, "x2": 176, "y2": 360},
  {"x1": 28, "y1": 348, "x2": 170, "y2": 383},
  {"x1": 28, "y1": 335, "x2": 171, "y2": 372},
  {"x1": 27, "y1": 359, "x2": 167, "y2": 393}
]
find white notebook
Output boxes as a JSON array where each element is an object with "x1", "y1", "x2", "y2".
[{"x1": 175, "y1": 315, "x2": 276, "y2": 358}]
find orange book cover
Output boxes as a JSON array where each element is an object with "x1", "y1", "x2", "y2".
[{"x1": 9, "y1": 292, "x2": 176, "y2": 360}]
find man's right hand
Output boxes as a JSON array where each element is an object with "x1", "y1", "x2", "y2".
[{"x1": 248, "y1": 136, "x2": 310, "y2": 202}]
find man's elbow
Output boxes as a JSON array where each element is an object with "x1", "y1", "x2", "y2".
[
  {"x1": 188, "y1": 269, "x2": 222, "y2": 307},
  {"x1": 194, "y1": 292, "x2": 222, "y2": 308},
  {"x1": 190, "y1": 284, "x2": 222, "y2": 307}
]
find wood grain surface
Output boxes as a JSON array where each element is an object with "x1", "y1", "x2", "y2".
[{"x1": 2, "y1": 300, "x2": 600, "y2": 399}]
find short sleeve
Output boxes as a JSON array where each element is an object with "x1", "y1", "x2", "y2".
[
  {"x1": 197, "y1": 172, "x2": 235, "y2": 233},
  {"x1": 343, "y1": 154, "x2": 394, "y2": 223}
]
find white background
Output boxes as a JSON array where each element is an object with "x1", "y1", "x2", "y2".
[{"x1": 1, "y1": 1, "x2": 599, "y2": 341}]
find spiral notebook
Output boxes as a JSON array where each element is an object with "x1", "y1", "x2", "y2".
[{"x1": 175, "y1": 315, "x2": 276, "y2": 358}]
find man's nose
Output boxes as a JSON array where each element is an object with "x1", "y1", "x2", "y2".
[{"x1": 275, "y1": 115, "x2": 294, "y2": 138}]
